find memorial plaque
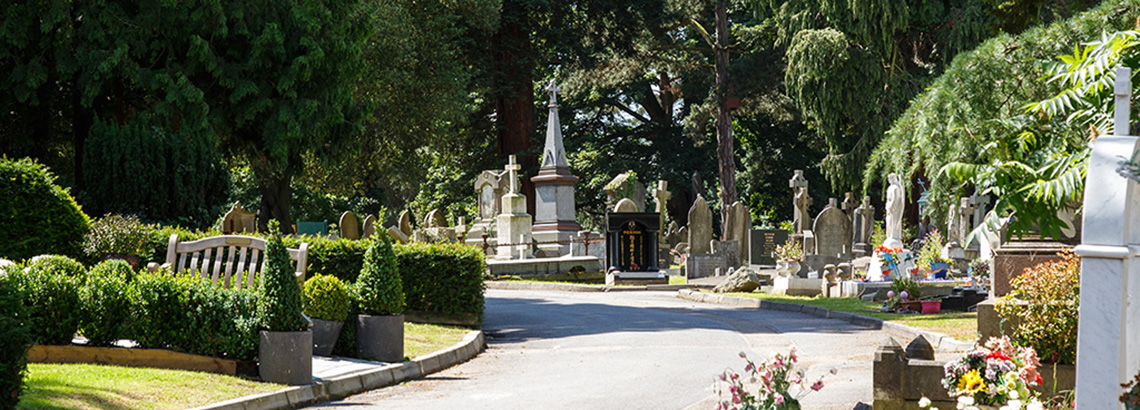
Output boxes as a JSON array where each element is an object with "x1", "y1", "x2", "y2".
[
  {"x1": 750, "y1": 229, "x2": 789, "y2": 266},
  {"x1": 606, "y1": 212, "x2": 660, "y2": 272}
]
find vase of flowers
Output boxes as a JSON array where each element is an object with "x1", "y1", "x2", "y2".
[
  {"x1": 715, "y1": 346, "x2": 830, "y2": 410},
  {"x1": 775, "y1": 240, "x2": 804, "y2": 277},
  {"x1": 920, "y1": 336, "x2": 1044, "y2": 410}
]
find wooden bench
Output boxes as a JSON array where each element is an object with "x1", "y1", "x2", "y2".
[{"x1": 148, "y1": 234, "x2": 309, "y2": 289}]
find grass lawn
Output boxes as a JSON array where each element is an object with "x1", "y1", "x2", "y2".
[
  {"x1": 668, "y1": 275, "x2": 685, "y2": 285},
  {"x1": 716, "y1": 291, "x2": 978, "y2": 343},
  {"x1": 17, "y1": 363, "x2": 282, "y2": 410},
  {"x1": 404, "y1": 322, "x2": 472, "y2": 358},
  {"x1": 18, "y1": 322, "x2": 472, "y2": 410}
]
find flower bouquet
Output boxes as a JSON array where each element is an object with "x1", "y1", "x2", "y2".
[
  {"x1": 715, "y1": 346, "x2": 830, "y2": 410},
  {"x1": 921, "y1": 336, "x2": 1044, "y2": 410},
  {"x1": 875, "y1": 245, "x2": 908, "y2": 277}
]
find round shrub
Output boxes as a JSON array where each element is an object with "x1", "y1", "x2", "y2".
[
  {"x1": 303, "y1": 274, "x2": 351, "y2": 322},
  {"x1": 0, "y1": 157, "x2": 91, "y2": 260},
  {"x1": 10, "y1": 257, "x2": 85, "y2": 345},
  {"x1": 257, "y1": 221, "x2": 308, "y2": 332},
  {"x1": 355, "y1": 236, "x2": 404, "y2": 316},
  {"x1": 80, "y1": 260, "x2": 135, "y2": 346},
  {"x1": 0, "y1": 272, "x2": 31, "y2": 409},
  {"x1": 82, "y1": 214, "x2": 155, "y2": 266}
]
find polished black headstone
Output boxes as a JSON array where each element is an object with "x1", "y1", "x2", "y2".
[{"x1": 605, "y1": 212, "x2": 660, "y2": 272}]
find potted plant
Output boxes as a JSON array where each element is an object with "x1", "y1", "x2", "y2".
[
  {"x1": 81, "y1": 214, "x2": 153, "y2": 269},
  {"x1": 354, "y1": 235, "x2": 405, "y2": 362},
  {"x1": 256, "y1": 220, "x2": 312, "y2": 385},
  {"x1": 888, "y1": 277, "x2": 922, "y2": 313},
  {"x1": 774, "y1": 239, "x2": 804, "y2": 277},
  {"x1": 915, "y1": 229, "x2": 951, "y2": 279},
  {"x1": 302, "y1": 274, "x2": 350, "y2": 356}
]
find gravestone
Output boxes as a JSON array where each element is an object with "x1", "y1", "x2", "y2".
[
  {"x1": 687, "y1": 196, "x2": 713, "y2": 255},
  {"x1": 813, "y1": 198, "x2": 853, "y2": 259},
  {"x1": 841, "y1": 192, "x2": 858, "y2": 215},
  {"x1": 651, "y1": 180, "x2": 672, "y2": 269},
  {"x1": 221, "y1": 202, "x2": 258, "y2": 234},
  {"x1": 712, "y1": 240, "x2": 741, "y2": 269},
  {"x1": 852, "y1": 196, "x2": 874, "y2": 256},
  {"x1": 789, "y1": 170, "x2": 811, "y2": 234},
  {"x1": 496, "y1": 155, "x2": 533, "y2": 259},
  {"x1": 956, "y1": 197, "x2": 975, "y2": 246},
  {"x1": 387, "y1": 227, "x2": 410, "y2": 244},
  {"x1": 723, "y1": 201, "x2": 751, "y2": 265},
  {"x1": 750, "y1": 229, "x2": 789, "y2": 266},
  {"x1": 424, "y1": 209, "x2": 447, "y2": 228},
  {"x1": 946, "y1": 201, "x2": 960, "y2": 245},
  {"x1": 474, "y1": 170, "x2": 507, "y2": 221},
  {"x1": 399, "y1": 211, "x2": 414, "y2": 237},
  {"x1": 339, "y1": 211, "x2": 361, "y2": 240},
  {"x1": 604, "y1": 171, "x2": 647, "y2": 211},
  {"x1": 665, "y1": 221, "x2": 682, "y2": 247},
  {"x1": 530, "y1": 81, "x2": 582, "y2": 256},
  {"x1": 614, "y1": 198, "x2": 639, "y2": 212},
  {"x1": 362, "y1": 215, "x2": 377, "y2": 238},
  {"x1": 605, "y1": 212, "x2": 660, "y2": 272},
  {"x1": 686, "y1": 254, "x2": 726, "y2": 280}
]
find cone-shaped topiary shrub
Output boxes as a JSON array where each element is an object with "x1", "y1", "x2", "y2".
[
  {"x1": 355, "y1": 236, "x2": 404, "y2": 315},
  {"x1": 257, "y1": 221, "x2": 308, "y2": 332},
  {"x1": 0, "y1": 157, "x2": 91, "y2": 260},
  {"x1": 303, "y1": 274, "x2": 351, "y2": 322},
  {"x1": 0, "y1": 268, "x2": 32, "y2": 409}
]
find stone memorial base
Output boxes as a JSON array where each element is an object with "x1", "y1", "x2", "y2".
[
  {"x1": 606, "y1": 271, "x2": 668, "y2": 286},
  {"x1": 686, "y1": 254, "x2": 726, "y2": 280},
  {"x1": 842, "y1": 279, "x2": 963, "y2": 301},
  {"x1": 487, "y1": 256, "x2": 604, "y2": 278},
  {"x1": 771, "y1": 276, "x2": 822, "y2": 297},
  {"x1": 991, "y1": 239, "x2": 1071, "y2": 298}
]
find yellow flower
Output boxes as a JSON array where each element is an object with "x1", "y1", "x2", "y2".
[{"x1": 957, "y1": 370, "x2": 986, "y2": 394}]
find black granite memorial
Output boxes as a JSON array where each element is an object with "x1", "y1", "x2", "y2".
[
  {"x1": 605, "y1": 212, "x2": 660, "y2": 272},
  {"x1": 750, "y1": 229, "x2": 789, "y2": 266}
]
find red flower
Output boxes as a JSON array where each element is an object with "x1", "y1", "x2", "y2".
[{"x1": 985, "y1": 350, "x2": 1011, "y2": 362}]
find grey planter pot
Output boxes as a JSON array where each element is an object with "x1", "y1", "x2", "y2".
[
  {"x1": 259, "y1": 330, "x2": 312, "y2": 385},
  {"x1": 311, "y1": 318, "x2": 344, "y2": 357},
  {"x1": 356, "y1": 314, "x2": 404, "y2": 362}
]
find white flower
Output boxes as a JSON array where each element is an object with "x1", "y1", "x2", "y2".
[
  {"x1": 958, "y1": 396, "x2": 975, "y2": 406},
  {"x1": 1009, "y1": 390, "x2": 1019, "y2": 399},
  {"x1": 1026, "y1": 400, "x2": 1044, "y2": 410},
  {"x1": 919, "y1": 397, "x2": 932, "y2": 408},
  {"x1": 1008, "y1": 399, "x2": 1023, "y2": 409}
]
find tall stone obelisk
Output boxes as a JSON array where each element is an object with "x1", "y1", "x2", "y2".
[{"x1": 531, "y1": 80, "x2": 580, "y2": 255}]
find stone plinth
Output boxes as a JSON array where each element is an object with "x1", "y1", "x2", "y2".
[
  {"x1": 496, "y1": 193, "x2": 532, "y2": 259},
  {"x1": 486, "y1": 256, "x2": 604, "y2": 279},
  {"x1": 771, "y1": 276, "x2": 822, "y2": 297},
  {"x1": 686, "y1": 254, "x2": 725, "y2": 280},
  {"x1": 605, "y1": 271, "x2": 667, "y2": 286},
  {"x1": 991, "y1": 239, "x2": 1071, "y2": 298}
]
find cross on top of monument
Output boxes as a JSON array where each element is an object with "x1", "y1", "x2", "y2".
[
  {"x1": 505, "y1": 155, "x2": 521, "y2": 194},
  {"x1": 653, "y1": 180, "x2": 672, "y2": 212},
  {"x1": 789, "y1": 169, "x2": 808, "y2": 188},
  {"x1": 546, "y1": 80, "x2": 560, "y2": 108}
]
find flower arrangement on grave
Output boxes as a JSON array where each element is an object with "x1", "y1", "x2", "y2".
[
  {"x1": 875, "y1": 245, "x2": 908, "y2": 277},
  {"x1": 715, "y1": 346, "x2": 831, "y2": 410},
  {"x1": 919, "y1": 336, "x2": 1044, "y2": 410},
  {"x1": 774, "y1": 240, "x2": 804, "y2": 263},
  {"x1": 916, "y1": 229, "x2": 951, "y2": 275},
  {"x1": 884, "y1": 277, "x2": 922, "y2": 312},
  {"x1": 1123, "y1": 370, "x2": 1140, "y2": 409}
]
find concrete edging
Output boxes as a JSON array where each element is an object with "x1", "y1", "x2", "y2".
[
  {"x1": 676, "y1": 289, "x2": 974, "y2": 351},
  {"x1": 190, "y1": 330, "x2": 486, "y2": 410},
  {"x1": 485, "y1": 281, "x2": 712, "y2": 293}
]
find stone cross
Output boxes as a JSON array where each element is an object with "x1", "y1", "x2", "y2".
[
  {"x1": 546, "y1": 79, "x2": 561, "y2": 108},
  {"x1": 957, "y1": 197, "x2": 975, "y2": 244},
  {"x1": 789, "y1": 170, "x2": 811, "y2": 234},
  {"x1": 841, "y1": 192, "x2": 857, "y2": 214},
  {"x1": 506, "y1": 155, "x2": 521, "y2": 194},
  {"x1": 652, "y1": 180, "x2": 671, "y2": 233},
  {"x1": 968, "y1": 190, "x2": 990, "y2": 232}
]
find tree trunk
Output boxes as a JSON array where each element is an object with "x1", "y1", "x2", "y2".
[
  {"x1": 255, "y1": 167, "x2": 294, "y2": 234},
  {"x1": 492, "y1": 0, "x2": 538, "y2": 214},
  {"x1": 714, "y1": 0, "x2": 736, "y2": 233}
]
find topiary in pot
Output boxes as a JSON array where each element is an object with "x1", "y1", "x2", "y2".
[
  {"x1": 302, "y1": 274, "x2": 350, "y2": 356},
  {"x1": 354, "y1": 235, "x2": 405, "y2": 362},
  {"x1": 256, "y1": 220, "x2": 312, "y2": 385}
]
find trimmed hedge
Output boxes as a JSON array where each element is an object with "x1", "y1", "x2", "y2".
[
  {"x1": 0, "y1": 269, "x2": 31, "y2": 409},
  {"x1": 0, "y1": 157, "x2": 91, "y2": 261},
  {"x1": 81, "y1": 260, "x2": 136, "y2": 346},
  {"x1": 129, "y1": 271, "x2": 258, "y2": 360},
  {"x1": 10, "y1": 256, "x2": 86, "y2": 345},
  {"x1": 395, "y1": 242, "x2": 486, "y2": 322}
]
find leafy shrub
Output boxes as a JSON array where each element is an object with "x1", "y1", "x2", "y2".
[
  {"x1": 82, "y1": 214, "x2": 155, "y2": 263},
  {"x1": 995, "y1": 249, "x2": 1080, "y2": 364},
  {"x1": 80, "y1": 260, "x2": 135, "y2": 346},
  {"x1": 395, "y1": 242, "x2": 485, "y2": 321},
  {"x1": 0, "y1": 157, "x2": 91, "y2": 260},
  {"x1": 355, "y1": 236, "x2": 404, "y2": 316},
  {"x1": 0, "y1": 272, "x2": 31, "y2": 409},
  {"x1": 257, "y1": 221, "x2": 308, "y2": 332},
  {"x1": 9, "y1": 257, "x2": 85, "y2": 345},
  {"x1": 129, "y1": 270, "x2": 258, "y2": 360},
  {"x1": 81, "y1": 117, "x2": 230, "y2": 229},
  {"x1": 915, "y1": 229, "x2": 949, "y2": 269},
  {"x1": 303, "y1": 274, "x2": 351, "y2": 322},
  {"x1": 303, "y1": 238, "x2": 371, "y2": 283}
]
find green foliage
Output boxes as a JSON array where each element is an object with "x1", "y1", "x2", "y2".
[
  {"x1": 81, "y1": 118, "x2": 230, "y2": 229},
  {"x1": 890, "y1": 277, "x2": 921, "y2": 300},
  {"x1": 129, "y1": 270, "x2": 258, "y2": 360},
  {"x1": 868, "y1": 0, "x2": 1140, "y2": 228},
  {"x1": 395, "y1": 243, "x2": 486, "y2": 320},
  {"x1": 302, "y1": 274, "x2": 351, "y2": 322},
  {"x1": 9, "y1": 256, "x2": 85, "y2": 345},
  {"x1": 80, "y1": 260, "x2": 135, "y2": 346},
  {"x1": 303, "y1": 238, "x2": 372, "y2": 283},
  {"x1": 0, "y1": 272, "x2": 31, "y2": 409},
  {"x1": 257, "y1": 222, "x2": 308, "y2": 332},
  {"x1": 869, "y1": 221, "x2": 886, "y2": 249},
  {"x1": 915, "y1": 229, "x2": 949, "y2": 268},
  {"x1": 355, "y1": 236, "x2": 405, "y2": 316},
  {"x1": 82, "y1": 214, "x2": 155, "y2": 262},
  {"x1": 0, "y1": 157, "x2": 91, "y2": 261},
  {"x1": 995, "y1": 250, "x2": 1080, "y2": 364},
  {"x1": 773, "y1": 239, "x2": 804, "y2": 263}
]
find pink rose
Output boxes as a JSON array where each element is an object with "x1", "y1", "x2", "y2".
[{"x1": 811, "y1": 380, "x2": 825, "y2": 391}]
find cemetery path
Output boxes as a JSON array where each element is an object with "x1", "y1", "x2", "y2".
[{"x1": 307, "y1": 289, "x2": 890, "y2": 410}]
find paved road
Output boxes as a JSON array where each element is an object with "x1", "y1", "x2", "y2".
[{"x1": 309, "y1": 289, "x2": 892, "y2": 410}]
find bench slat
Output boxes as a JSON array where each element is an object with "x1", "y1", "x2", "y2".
[
  {"x1": 223, "y1": 246, "x2": 237, "y2": 288},
  {"x1": 210, "y1": 247, "x2": 224, "y2": 286},
  {"x1": 190, "y1": 251, "x2": 201, "y2": 278},
  {"x1": 177, "y1": 249, "x2": 189, "y2": 274},
  {"x1": 246, "y1": 248, "x2": 261, "y2": 289},
  {"x1": 161, "y1": 234, "x2": 306, "y2": 290},
  {"x1": 234, "y1": 247, "x2": 249, "y2": 290}
]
